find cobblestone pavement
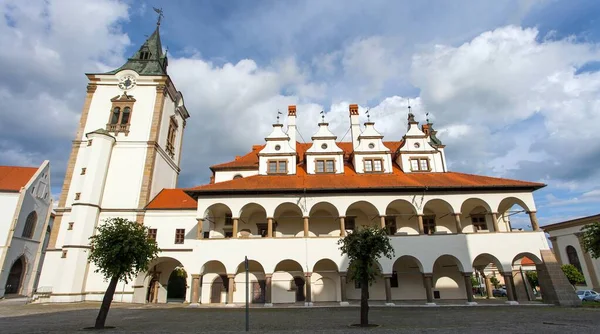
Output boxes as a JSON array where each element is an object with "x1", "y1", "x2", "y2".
[{"x1": 0, "y1": 301, "x2": 599, "y2": 333}]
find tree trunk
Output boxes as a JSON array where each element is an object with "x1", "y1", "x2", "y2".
[
  {"x1": 95, "y1": 276, "x2": 119, "y2": 329},
  {"x1": 360, "y1": 276, "x2": 369, "y2": 326}
]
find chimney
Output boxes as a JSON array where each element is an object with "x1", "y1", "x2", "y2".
[
  {"x1": 349, "y1": 104, "x2": 360, "y2": 149},
  {"x1": 421, "y1": 123, "x2": 430, "y2": 136},
  {"x1": 287, "y1": 105, "x2": 297, "y2": 152}
]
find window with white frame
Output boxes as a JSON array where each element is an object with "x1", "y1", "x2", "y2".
[
  {"x1": 316, "y1": 159, "x2": 335, "y2": 173},
  {"x1": 410, "y1": 158, "x2": 430, "y2": 172},
  {"x1": 268, "y1": 160, "x2": 287, "y2": 174},
  {"x1": 364, "y1": 159, "x2": 383, "y2": 173}
]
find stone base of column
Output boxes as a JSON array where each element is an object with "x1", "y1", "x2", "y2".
[
  {"x1": 339, "y1": 301, "x2": 350, "y2": 306},
  {"x1": 425, "y1": 302, "x2": 437, "y2": 306},
  {"x1": 466, "y1": 301, "x2": 478, "y2": 306},
  {"x1": 505, "y1": 301, "x2": 519, "y2": 305},
  {"x1": 187, "y1": 303, "x2": 200, "y2": 308},
  {"x1": 385, "y1": 302, "x2": 395, "y2": 306},
  {"x1": 264, "y1": 303, "x2": 273, "y2": 307},
  {"x1": 304, "y1": 302, "x2": 314, "y2": 307}
]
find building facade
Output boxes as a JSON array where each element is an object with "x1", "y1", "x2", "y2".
[
  {"x1": 0, "y1": 161, "x2": 53, "y2": 298},
  {"x1": 543, "y1": 214, "x2": 600, "y2": 291},
  {"x1": 36, "y1": 24, "x2": 574, "y2": 306}
]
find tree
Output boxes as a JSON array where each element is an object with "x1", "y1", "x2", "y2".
[
  {"x1": 561, "y1": 264, "x2": 585, "y2": 289},
  {"x1": 490, "y1": 276, "x2": 500, "y2": 289},
  {"x1": 580, "y1": 222, "x2": 600, "y2": 259},
  {"x1": 526, "y1": 271, "x2": 538, "y2": 290},
  {"x1": 88, "y1": 217, "x2": 160, "y2": 329},
  {"x1": 338, "y1": 226, "x2": 394, "y2": 327}
]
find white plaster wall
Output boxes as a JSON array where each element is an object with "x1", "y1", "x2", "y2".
[
  {"x1": 150, "y1": 152, "x2": 178, "y2": 201},
  {"x1": 65, "y1": 142, "x2": 89, "y2": 208},
  {"x1": 101, "y1": 144, "x2": 146, "y2": 209},
  {"x1": 553, "y1": 232, "x2": 598, "y2": 290},
  {"x1": 214, "y1": 170, "x2": 259, "y2": 183},
  {"x1": 0, "y1": 193, "x2": 19, "y2": 245}
]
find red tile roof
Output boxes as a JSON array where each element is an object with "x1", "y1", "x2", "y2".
[
  {"x1": 0, "y1": 166, "x2": 38, "y2": 192},
  {"x1": 146, "y1": 189, "x2": 197, "y2": 210},
  {"x1": 189, "y1": 164, "x2": 545, "y2": 195},
  {"x1": 520, "y1": 257, "x2": 535, "y2": 266}
]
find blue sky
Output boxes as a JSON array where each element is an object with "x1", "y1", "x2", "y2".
[{"x1": 1, "y1": 0, "x2": 600, "y2": 229}]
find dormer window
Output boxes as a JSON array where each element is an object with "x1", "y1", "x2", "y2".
[
  {"x1": 364, "y1": 159, "x2": 383, "y2": 173},
  {"x1": 316, "y1": 159, "x2": 335, "y2": 173},
  {"x1": 410, "y1": 158, "x2": 430, "y2": 172},
  {"x1": 268, "y1": 160, "x2": 287, "y2": 174},
  {"x1": 140, "y1": 50, "x2": 151, "y2": 60}
]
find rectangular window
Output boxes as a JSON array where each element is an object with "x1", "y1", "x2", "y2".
[
  {"x1": 87, "y1": 140, "x2": 93, "y2": 146},
  {"x1": 423, "y1": 216, "x2": 436, "y2": 235},
  {"x1": 81, "y1": 168, "x2": 86, "y2": 175},
  {"x1": 268, "y1": 160, "x2": 287, "y2": 174},
  {"x1": 364, "y1": 159, "x2": 383, "y2": 173},
  {"x1": 175, "y1": 229, "x2": 185, "y2": 244},
  {"x1": 224, "y1": 231, "x2": 233, "y2": 238},
  {"x1": 67, "y1": 222, "x2": 74, "y2": 230},
  {"x1": 354, "y1": 279, "x2": 361, "y2": 289},
  {"x1": 74, "y1": 192, "x2": 81, "y2": 200},
  {"x1": 345, "y1": 217, "x2": 356, "y2": 232},
  {"x1": 471, "y1": 215, "x2": 487, "y2": 231},
  {"x1": 61, "y1": 250, "x2": 67, "y2": 258},
  {"x1": 385, "y1": 217, "x2": 397, "y2": 235},
  {"x1": 257, "y1": 224, "x2": 268, "y2": 238},
  {"x1": 410, "y1": 158, "x2": 430, "y2": 172},
  {"x1": 166, "y1": 118, "x2": 178, "y2": 159},
  {"x1": 391, "y1": 271, "x2": 399, "y2": 288},
  {"x1": 224, "y1": 213, "x2": 233, "y2": 226},
  {"x1": 316, "y1": 159, "x2": 335, "y2": 173},
  {"x1": 148, "y1": 228, "x2": 157, "y2": 241},
  {"x1": 203, "y1": 231, "x2": 210, "y2": 239}
]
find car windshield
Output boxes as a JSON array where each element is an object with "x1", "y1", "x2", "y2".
[{"x1": 577, "y1": 291, "x2": 584, "y2": 295}]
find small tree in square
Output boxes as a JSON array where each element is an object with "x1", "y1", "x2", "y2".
[
  {"x1": 88, "y1": 217, "x2": 160, "y2": 329},
  {"x1": 561, "y1": 264, "x2": 585, "y2": 289},
  {"x1": 580, "y1": 222, "x2": 600, "y2": 259},
  {"x1": 490, "y1": 276, "x2": 500, "y2": 289},
  {"x1": 338, "y1": 226, "x2": 394, "y2": 327}
]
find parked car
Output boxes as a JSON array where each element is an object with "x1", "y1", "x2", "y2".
[
  {"x1": 492, "y1": 288, "x2": 507, "y2": 297},
  {"x1": 576, "y1": 290, "x2": 600, "y2": 302}
]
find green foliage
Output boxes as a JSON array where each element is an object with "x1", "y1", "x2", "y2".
[
  {"x1": 561, "y1": 264, "x2": 585, "y2": 287},
  {"x1": 526, "y1": 271, "x2": 538, "y2": 289},
  {"x1": 470, "y1": 275, "x2": 479, "y2": 287},
  {"x1": 580, "y1": 222, "x2": 600, "y2": 259},
  {"x1": 490, "y1": 276, "x2": 500, "y2": 289},
  {"x1": 173, "y1": 267, "x2": 187, "y2": 279},
  {"x1": 338, "y1": 226, "x2": 395, "y2": 286},
  {"x1": 88, "y1": 217, "x2": 160, "y2": 282}
]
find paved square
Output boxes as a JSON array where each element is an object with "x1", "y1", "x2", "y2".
[{"x1": 1, "y1": 301, "x2": 599, "y2": 333}]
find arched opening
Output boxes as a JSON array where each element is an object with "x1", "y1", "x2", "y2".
[
  {"x1": 566, "y1": 246, "x2": 584, "y2": 273},
  {"x1": 273, "y1": 259, "x2": 305, "y2": 303},
  {"x1": 497, "y1": 197, "x2": 531, "y2": 231},
  {"x1": 200, "y1": 260, "x2": 228, "y2": 304},
  {"x1": 472, "y1": 253, "x2": 504, "y2": 299},
  {"x1": 309, "y1": 202, "x2": 340, "y2": 237},
  {"x1": 274, "y1": 202, "x2": 303, "y2": 237},
  {"x1": 166, "y1": 267, "x2": 187, "y2": 302},
  {"x1": 234, "y1": 260, "x2": 266, "y2": 303},
  {"x1": 423, "y1": 199, "x2": 456, "y2": 234},
  {"x1": 460, "y1": 198, "x2": 494, "y2": 233},
  {"x1": 5, "y1": 257, "x2": 25, "y2": 295},
  {"x1": 22, "y1": 211, "x2": 37, "y2": 239},
  {"x1": 511, "y1": 253, "x2": 543, "y2": 302},
  {"x1": 312, "y1": 259, "x2": 339, "y2": 302},
  {"x1": 391, "y1": 256, "x2": 424, "y2": 300},
  {"x1": 239, "y1": 203, "x2": 268, "y2": 238},
  {"x1": 345, "y1": 201, "x2": 380, "y2": 233},
  {"x1": 134, "y1": 257, "x2": 184, "y2": 304},
  {"x1": 385, "y1": 200, "x2": 418, "y2": 235},
  {"x1": 432, "y1": 255, "x2": 466, "y2": 300},
  {"x1": 346, "y1": 262, "x2": 386, "y2": 301},
  {"x1": 204, "y1": 203, "x2": 233, "y2": 239}
]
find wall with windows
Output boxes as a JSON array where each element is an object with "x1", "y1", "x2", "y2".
[
  {"x1": 550, "y1": 225, "x2": 600, "y2": 291},
  {"x1": 352, "y1": 153, "x2": 394, "y2": 174}
]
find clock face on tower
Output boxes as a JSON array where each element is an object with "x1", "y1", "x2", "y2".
[{"x1": 118, "y1": 75, "x2": 137, "y2": 91}]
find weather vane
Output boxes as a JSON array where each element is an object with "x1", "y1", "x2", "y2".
[
  {"x1": 277, "y1": 110, "x2": 282, "y2": 124},
  {"x1": 365, "y1": 109, "x2": 371, "y2": 122},
  {"x1": 320, "y1": 110, "x2": 325, "y2": 122},
  {"x1": 426, "y1": 112, "x2": 430, "y2": 123},
  {"x1": 153, "y1": 7, "x2": 164, "y2": 26}
]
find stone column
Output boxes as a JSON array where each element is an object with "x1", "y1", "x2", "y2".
[
  {"x1": 232, "y1": 218, "x2": 239, "y2": 239},
  {"x1": 491, "y1": 212, "x2": 500, "y2": 232},
  {"x1": 576, "y1": 233, "x2": 600, "y2": 290},
  {"x1": 196, "y1": 218, "x2": 204, "y2": 239},
  {"x1": 339, "y1": 217, "x2": 346, "y2": 237},
  {"x1": 417, "y1": 214, "x2": 424, "y2": 235},
  {"x1": 305, "y1": 273, "x2": 313, "y2": 306},
  {"x1": 152, "y1": 281, "x2": 159, "y2": 303},
  {"x1": 191, "y1": 274, "x2": 201, "y2": 304},
  {"x1": 384, "y1": 274, "x2": 393, "y2": 305},
  {"x1": 303, "y1": 216, "x2": 309, "y2": 238},
  {"x1": 265, "y1": 274, "x2": 273, "y2": 306},
  {"x1": 453, "y1": 213, "x2": 462, "y2": 234},
  {"x1": 423, "y1": 274, "x2": 434, "y2": 304},
  {"x1": 267, "y1": 217, "x2": 273, "y2": 238},
  {"x1": 483, "y1": 273, "x2": 493, "y2": 299},
  {"x1": 549, "y1": 236, "x2": 562, "y2": 264},
  {"x1": 339, "y1": 272, "x2": 348, "y2": 305},
  {"x1": 380, "y1": 216, "x2": 386, "y2": 230},
  {"x1": 463, "y1": 273, "x2": 476, "y2": 304},
  {"x1": 527, "y1": 211, "x2": 540, "y2": 231},
  {"x1": 227, "y1": 274, "x2": 235, "y2": 304},
  {"x1": 504, "y1": 273, "x2": 517, "y2": 304}
]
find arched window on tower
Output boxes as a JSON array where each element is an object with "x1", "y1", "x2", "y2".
[
  {"x1": 22, "y1": 211, "x2": 37, "y2": 239},
  {"x1": 110, "y1": 107, "x2": 121, "y2": 124},
  {"x1": 566, "y1": 245, "x2": 584, "y2": 274},
  {"x1": 121, "y1": 107, "x2": 131, "y2": 124}
]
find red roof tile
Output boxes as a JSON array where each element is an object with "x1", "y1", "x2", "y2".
[
  {"x1": 188, "y1": 164, "x2": 545, "y2": 194},
  {"x1": 0, "y1": 166, "x2": 38, "y2": 192},
  {"x1": 146, "y1": 189, "x2": 197, "y2": 210},
  {"x1": 520, "y1": 257, "x2": 535, "y2": 266}
]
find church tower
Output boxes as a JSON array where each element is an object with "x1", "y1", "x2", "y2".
[{"x1": 41, "y1": 22, "x2": 190, "y2": 301}]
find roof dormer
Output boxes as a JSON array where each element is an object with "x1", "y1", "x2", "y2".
[
  {"x1": 396, "y1": 112, "x2": 447, "y2": 173},
  {"x1": 306, "y1": 122, "x2": 344, "y2": 174},
  {"x1": 258, "y1": 123, "x2": 297, "y2": 175},
  {"x1": 353, "y1": 121, "x2": 393, "y2": 174}
]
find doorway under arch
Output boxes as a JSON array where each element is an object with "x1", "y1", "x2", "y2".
[{"x1": 5, "y1": 257, "x2": 25, "y2": 295}]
